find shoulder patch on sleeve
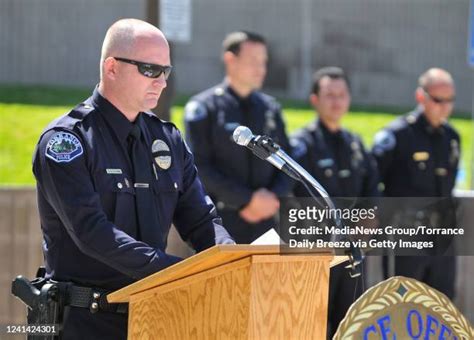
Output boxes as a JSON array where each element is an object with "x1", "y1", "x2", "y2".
[
  {"x1": 45, "y1": 131, "x2": 84, "y2": 163},
  {"x1": 373, "y1": 130, "x2": 396, "y2": 156},
  {"x1": 290, "y1": 137, "x2": 307, "y2": 159},
  {"x1": 184, "y1": 101, "x2": 207, "y2": 122}
]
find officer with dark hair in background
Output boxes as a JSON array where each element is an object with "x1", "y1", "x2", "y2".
[
  {"x1": 184, "y1": 31, "x2": 292, "y2": 244},
  {"x1": 29, "y1": 18, "x2": 233, "y2": 339},
  {"x1": 291, "y1": 67, "x2": 380, "y2": 337},
  {"x1": 372, "y1": 68, "x2": 460, "y2": 299}
]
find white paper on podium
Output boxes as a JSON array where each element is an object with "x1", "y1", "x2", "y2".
[{"x1": 251, "y1": 228, "x2": 285, "y2": 245}]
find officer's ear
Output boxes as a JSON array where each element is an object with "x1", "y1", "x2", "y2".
[
  {"x1": 103, "y1": 57, "x2": 118, "y2": 80},
  {"x1": 309, "y1": 93, "x2": 319, "y2": 109},
  {"x1": 223, "y1": 51, "x2": 237, "y2": 67},
  {"x1": 415, "y1": 87, "x2": 426, "y2": 105}
]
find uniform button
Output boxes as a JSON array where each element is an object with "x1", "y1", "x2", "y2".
[
  {"x1": 117, "y1": 182, "x2": 123, "y2": 189},
  {"x1": 324, "y1": 169, "x2": 333, "y2": 177},
  {"x1": 416, "y1": 211, "x2": 425, "y2": 219},
  {"x1": 418, "y1": 162, "x2": 426, "y2": 170},
  {"x1": 338, "y1": 169, "x2": 351, "y2": 178},
  {"x1": 435, "y1": 168, "x2": 447, "y2": 176},
  {"x1": 174, "y1": 182, "x2": 178, "y2": 189},
  {"x1": 124, "y1": 178, "x2": 130, "y2": 188}
]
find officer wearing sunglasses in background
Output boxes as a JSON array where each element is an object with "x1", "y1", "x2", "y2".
[
  {"x1": 372, "y1": 68, "x2": 460, "y2": 299},
  {"x1": 184, "y1": 31, "x2": 292, "y2": 244},
  {"x1": 30, "y1": 18, "x2": 234, "y2": 339}
]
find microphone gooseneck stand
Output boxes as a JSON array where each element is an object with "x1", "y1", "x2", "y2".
[{"x1": 233, "y1": 126, "x2": 362, "y2": 278}]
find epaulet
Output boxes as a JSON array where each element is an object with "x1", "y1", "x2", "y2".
[
  {"x1": 42, "y1": 99, "x2": 96, "y2": 135},
  {"x1": 383, "y1": 110, "x2": 420, "y2": 134},
  {"x1": 442, "y1": 121, "x2": 460, "y2": 139},
  {"x1": 404, "y1": 111, "x2": 418, "y2": 125},
  {"x1": 255, "y1": 91, "x2": 280, "y2": 108},
  {"x1": 213, "y1": 85, "x2": 225, "y2": 97},
  {"x1": 290, "y1": 127, "x2": 308, "y2": 140},
  {"x1": 386, "y1": 114, "x2": 410, "y2": 133},
  {"x1": 142, "y1": 111, "x2": 178, "y2": 129},
  {"x1": 306, "y1": 120, "x2": 319, "y2": 133},
  {"x1": 257, "y1": 91, "x2": 276, "y2": 101},
  {"x1": 342, "y1": 128, "x2": 362, "y2": 144},
  {"x1": 185, "y1": 84, "x2": 231, "y2": 122},
  {"x1": 291, "y1": 125, "x2": 315, "y2": 148}
]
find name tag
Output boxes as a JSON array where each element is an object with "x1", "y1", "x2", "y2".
[
  {"x1": 106, "y1": 168, "x2": 123, "y2": 174},
  {"x1": 134, "y1": 183, "x2": 150, "y2": 189},
  {"x1": 317, "y1": 158, "x2": 334, "y2": 168},
  {"x1": 413, "y1": 152, "x2": 429, "y2": 161},
  {"x1": 338, "y1": 169, "x2": 351, "y2": 178}
]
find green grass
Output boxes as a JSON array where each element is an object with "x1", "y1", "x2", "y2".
[{"x1": 1, "y1": 85, "x2": 472, "y2": 189}]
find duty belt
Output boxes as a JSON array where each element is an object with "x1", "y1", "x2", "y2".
[{"x1": 67, "y1": 284, "x2": 128, "y2": 314}]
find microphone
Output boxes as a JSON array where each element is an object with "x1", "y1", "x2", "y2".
[
  {"x1": 232, "y1": 126, "x2": 300, "y2": 180},
  {"x1": 232, "y1": 126, "x2": 362, "y2": 275},
  {"x1": 232, "y1": 126, "x2": 254, "y2": 147}
]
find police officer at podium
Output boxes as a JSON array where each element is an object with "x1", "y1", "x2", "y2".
[{"x1": 31, "y1": 19, "x2": 233, "y2": 339}]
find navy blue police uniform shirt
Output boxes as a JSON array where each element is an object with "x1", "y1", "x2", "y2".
[
  {"x1": 184, "y1": 82, "x2": 292, "y2": 211},
  {"x1": 291, "y1": 119, "x2": 380, "y2": 340},
  {"x1": 292, "y1": 119, "x2": 380, "y2": 199},
  {"x1": 372, "y1": 109, "x2": 460, "y2": 197},
  {"x1": 33, "y1": 88, "x2": 233, "y2": 290}
]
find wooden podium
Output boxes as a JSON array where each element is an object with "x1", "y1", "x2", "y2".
[{"x1": 108, "y1": 245, "x2": 345, "y2": 339}]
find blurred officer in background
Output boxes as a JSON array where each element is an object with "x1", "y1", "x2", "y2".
[
  {"x1": 291, "y1": 67, "x2": 380, "y2": 338},
  {"x1": 184, "y1": 31, "x2": 292, "y2": 244},
  {"x1": 31, "y1": 18, "x2": 233, "y2": 339},
  {"x1": 372, "y1": 68, "x2": 460, "y2": 299}
]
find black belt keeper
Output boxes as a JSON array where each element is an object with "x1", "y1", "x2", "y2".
[{"x1": 66, "y1": 285, "x2": 128, "y2": 314}]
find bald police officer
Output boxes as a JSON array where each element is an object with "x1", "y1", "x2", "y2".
[
  {"x1": 184, "y1": 32, "x2": 291, "y2": 244},
  {"x1": 292, "y1": 67, "x2": 380, "y2": 337},
  {"x1": 33, "y1": 19, "x2": 233, "y2": 339},
  {"x1": 372, "y1": 68, "x2": 460, "y2": 299}
]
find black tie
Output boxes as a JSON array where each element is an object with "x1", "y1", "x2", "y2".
[{"x1": 128, "y1": 123, "x2": 163, "y2": 249}]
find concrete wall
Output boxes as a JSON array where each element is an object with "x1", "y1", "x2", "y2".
[
  {"x1": 1, "y1": 187, "x2": 473, "y2": 327},
  {"x1": 0, "y1": 187, "x2": 193, "y2": 330},
  {"x1": 0, "y1": 0, "x2": 472, "y2": 112},
  {"x1": 0, "y1": 0, "x2": 146, "y2": 88},
  {"x1": 0, "y1": 188, "x2": 42, "y2": 337}
]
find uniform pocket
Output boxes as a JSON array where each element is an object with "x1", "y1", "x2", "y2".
[
  {"x1": 152, "y1": 169, "x2": 181, "y2": 194},
  {"x1": 409, "y1": 157, "x2": 435, "y2": 194},
  {"x1": 93, "y1": 169, "x2": 135, "y2": 226},
  {"x1": 151, "y1": 169, "x2": 182, "y2": 230}
]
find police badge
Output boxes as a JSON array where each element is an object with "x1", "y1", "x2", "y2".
[{"x1": 151, "y1": 139, "x2": 172, "y2": 170}]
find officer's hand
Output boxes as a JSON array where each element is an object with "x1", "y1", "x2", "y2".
[
  {"x1": 239, "y1": 189, "x2": 280, "y2": 223},
  {"x1": 157, "y1": 250, "x2": 183, "y2": 270},
  {"x1": 239, "y1": 206, "x2": 263, "y2": 223},
  {"x1": 357, "y1": 217, "x2": 380, "y2": 243},
  {"x1": 254, "y1": 189, "x2": 280, "y2": 219}
]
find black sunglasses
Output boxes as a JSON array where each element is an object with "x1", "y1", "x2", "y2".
[
  {"x1": 114, "y1": 57, "x2": 172, "y2": 80},
  {"x1": 422, "y1": 88, "x2": 455, "y2": 104}
]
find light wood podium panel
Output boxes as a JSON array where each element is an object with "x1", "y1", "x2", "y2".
[{"x1": 108, "y1": 245, "x2": 339, "y2": 340}]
